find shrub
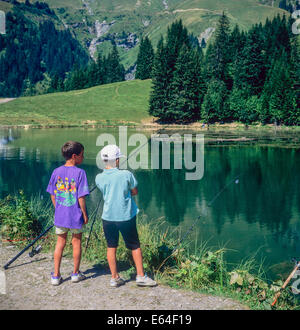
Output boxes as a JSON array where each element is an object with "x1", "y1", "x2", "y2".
[{"x1": 0, "y1": 191, "x2": 42, "y2": 242}]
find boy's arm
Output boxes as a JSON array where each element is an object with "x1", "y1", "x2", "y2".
[
  {"x1": 50, "y1": 195, "x2": 56, "y2": 208},
  {"x1": 78, "y1": 196, "x2": 89, "y2": 225}
]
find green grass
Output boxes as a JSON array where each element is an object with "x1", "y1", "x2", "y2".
[{"x1": 0, "y1": 79, "x2": 153, "y2": 126}]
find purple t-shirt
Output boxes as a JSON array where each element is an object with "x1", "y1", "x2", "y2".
[{"x1": 46, "y1": 165, "x2": 89, "y2": 229}]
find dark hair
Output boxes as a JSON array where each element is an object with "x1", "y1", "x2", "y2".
[{"x1": 61, "y1": 141, "x2": 84, "y2": 160}]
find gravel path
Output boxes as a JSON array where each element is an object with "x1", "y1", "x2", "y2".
[{"x1": 0, "y1": 243, "x2": 247, "y2": 310}]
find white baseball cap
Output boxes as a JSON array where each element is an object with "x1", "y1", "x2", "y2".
[{"x1": 100, "y1": 144, "x2": 125, "y2": 161}]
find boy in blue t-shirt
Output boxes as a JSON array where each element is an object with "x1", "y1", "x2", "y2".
[{"x1": 95, "y1": 144, "x2": 156, "y2": 287}]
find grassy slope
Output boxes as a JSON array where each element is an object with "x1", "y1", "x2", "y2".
[{"x1": 0, "y1": 79, "x2": 153, "y2": 126}]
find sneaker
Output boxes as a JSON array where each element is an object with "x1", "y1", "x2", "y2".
[
  {"x1": 110, "y1": 276, "x2": 125, "y2": 287},
  {"x1": 136, "y1": 274, "x2": 157, "y2": 287},
  {"x1": 71, "y1": 271, "x2": 86, "y2": 283},
  {"x1": 51, "y1": 272, "x2": 62, "y2": 286}
]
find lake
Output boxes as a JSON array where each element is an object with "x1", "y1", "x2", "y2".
[{"x1": 1, "y1": 126, "x2": 300, "y2": 280}]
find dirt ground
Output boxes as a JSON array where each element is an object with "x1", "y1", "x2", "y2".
[{"x1": 0, "y1": 243, "x2": 247, "y2": 310}]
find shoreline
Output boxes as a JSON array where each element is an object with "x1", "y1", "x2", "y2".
[{"x1": 1, "y1": 121, "x2": 300, "y2": 132}]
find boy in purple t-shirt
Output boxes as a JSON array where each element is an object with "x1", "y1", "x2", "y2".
[{"x1": 47, "y1": 141, "x2": 89, "y2": 285}]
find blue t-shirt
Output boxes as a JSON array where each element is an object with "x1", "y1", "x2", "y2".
[{"x1": 95, "y1": 168, "x2": 139, "y2": 221}]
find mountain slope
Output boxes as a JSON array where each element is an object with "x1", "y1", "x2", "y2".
[
  {"x1": 41, "y1": 0, "x2": 287, "y2": 70},
  {"x1": 0, "y1": 0, "x2": 288, "y2": 72}
]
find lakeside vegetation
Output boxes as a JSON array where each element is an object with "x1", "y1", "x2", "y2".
[{"x1": 1, "y1": 191, "x2": 299, "y2": 310}]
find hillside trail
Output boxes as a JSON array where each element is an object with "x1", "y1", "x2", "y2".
[
  {"x1": 0, "y1": 243, "x2": 248, "y2": 310},
  {"x1": 0, "y1": 98, "x2": 15, "y2": 104}
]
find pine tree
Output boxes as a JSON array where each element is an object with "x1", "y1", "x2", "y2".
[
  {"x1": 165, "y1": 19, "x2": 190, "y2": 74},
  {"x1": 149, "y1": 20, "x2": 192, "y2": 121},
  {"x1": 241, "y1": 96, "x2": 260, "y2": 126},
  {"x1": 167, "y1": 46, "x2": 205, "y2": 122},
  {"x1": 201, "y1": 79, "x2": 228, "y2": 124},
  {"x1": 135, "y1": 36, "x2": 154, "y2": 80},
  {"x1": 96, "y1": 51, "x2": 105, "y2": 85},
  {"x1": 149, "y1": 36, "x2": 168, "y2": 118},
  {"x1": 105, "y1": 44, "x2": 125, "y2": 83},
  {"x1": 290, "y1": 36, "x2": 300, "y2": 109},
  {"x1": 206, "y1": 12, "x2": 231, "y2": 85},
  {"x1": 49, "y1": 73, "x2": 59, "y2": 93},
  {"x1": 228, "y1": 87, "x2": 247, "y2": 122},
  {"x1": 86, "y1": 61, "x2": 99, "y2": 88},
  {"x1": 233, "y1": 27, "x2": 266, "y2": 96},
  {"x1": 260, "y1": 51, "x2": 298, "y2": 125}
]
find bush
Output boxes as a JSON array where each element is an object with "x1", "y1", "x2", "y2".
[{"x1": 0, "y1": 191, "x2": 42, "y2": 242}]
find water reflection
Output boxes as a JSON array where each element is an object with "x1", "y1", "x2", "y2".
[{"x1": 0, "y1": 128, "x2": 17, "y2": 146}]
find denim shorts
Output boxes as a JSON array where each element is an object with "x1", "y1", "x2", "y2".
[{"x1": 102, "y1": 216, "x2": 140, "y2": 250}]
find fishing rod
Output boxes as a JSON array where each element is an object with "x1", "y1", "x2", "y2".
[
  {"x1": 84, "y1": 194, "x2": 102, "y2": 252},
  {"x1": 3, "y1": 183, "x2": 100, "y2": 270},
  {"x1": 3, "y1": 224, "x2": 53, "y2": 270},
  {"x1": 271, "y1": 259, "x2": 300, "y2": 307},
  {"x1": 157, "y1": 174, "x2": 242, "y2": 272}
]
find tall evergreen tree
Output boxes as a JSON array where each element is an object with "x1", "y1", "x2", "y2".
[
  {"x1": 260, "y1": 51, "x2": 298, "y2": 125},
  {"x1": 205, "y1": 12, "x2": 231, "y2": 86},
  {"x1": 233, "y1": 26, "x2": 266, "y2": 96},
  {"x1": 201, "y1": 79, "x2": 228, "y2": 124},
  {"x1": 149, "y1": 36, "x2": 168, "y2": 118},
  {"x1": 167, "y1": 46, "x2": 205, "y2": 122},
  {"x1": 149, "y1": 20, "x2": 192, "y2": 121},
  {"x1": 105, "y1": 44, "x2": 125, "y2": 84},
  {"x1": 135, "y1": 36, "x2": 154, "y2": 80}
]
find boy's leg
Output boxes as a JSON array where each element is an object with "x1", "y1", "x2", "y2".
[
  {"x1": 54, "y1": 233, "x2": 67, "y2": 277},
  {"x1": 72, "y1": 233, "x2": 82, "y2": 274},
  {"x1": 119, "y1": 217, "x2": 144, "y2": 276},
  {"x1": 107, "y1": 247, "x2": 119, "y2": 279},
  {"x1": 131, "y1": 248, "x2": 144, "y2": 277},
  {"x1": 102, "y1": 220, "x2": 120, "y2": 279}
]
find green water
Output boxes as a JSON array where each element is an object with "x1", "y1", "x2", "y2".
[{"x1": 1, "y1": 126, "x2": 300, "y2": 279}]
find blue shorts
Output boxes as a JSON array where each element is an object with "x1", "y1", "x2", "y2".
[{"x1": 102, "y1": 216, "x2": 140, "y2": 250}]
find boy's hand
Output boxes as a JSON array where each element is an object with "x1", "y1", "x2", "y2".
[
  {"x1": 78, "y1": 196, "x2": 89, "y2": 225},
  {"x1": 131, "y1": 187, "x2": 138, "y2": 196},
  {"x1": 83, "y1": 216, "x2": 89, "y2": 225}
]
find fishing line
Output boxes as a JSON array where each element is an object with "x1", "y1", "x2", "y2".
[
  {"x1": 89, "y1": 128, "x2": 164, "y2": 194},
  {"x1": 156, "y1": 174, "x2": 242, "y2": 273},
  {"x1": 172, "y1": 174, "x2": 242, "y2": 254}
]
